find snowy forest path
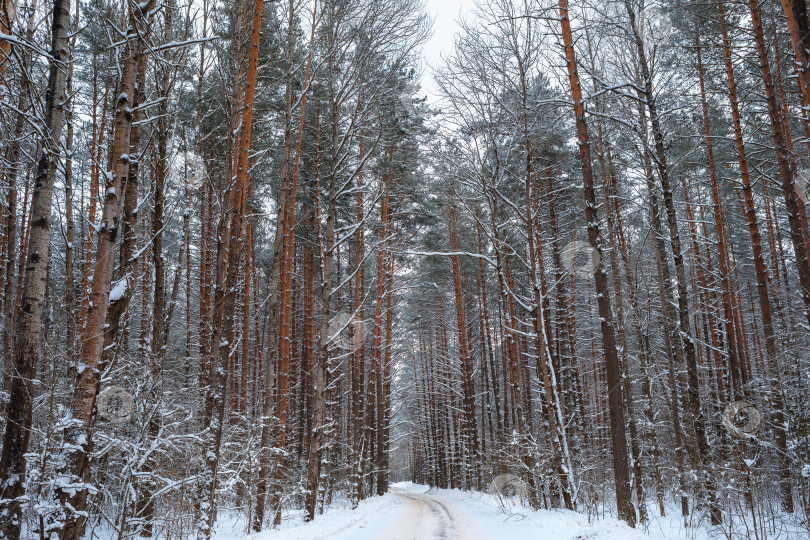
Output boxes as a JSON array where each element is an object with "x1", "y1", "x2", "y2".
[
  {"x1": 381, "y1": 487, "x2": 489, "y2": 540},
  {"x1": 218, "y1": 483, "x2": 670, "y2": 539}
]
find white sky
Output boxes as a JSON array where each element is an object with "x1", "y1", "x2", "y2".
[{"x1": 420, "y1": 0, "x2": 475, "y2": 103}]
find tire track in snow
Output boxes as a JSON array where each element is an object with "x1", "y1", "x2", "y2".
[{"x1": 384, "y1": 487, "x2": 487, "y2": 540}]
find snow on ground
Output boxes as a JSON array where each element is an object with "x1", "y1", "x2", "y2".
[
  {"x1": 213, "y1": 489, "x2": 408, "y2": 540},
  {"x1": 214, "y1": 482, "x2": 682, "y2": 540}
]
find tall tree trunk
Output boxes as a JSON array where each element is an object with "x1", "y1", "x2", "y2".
[
  {"x1": 0, "y1": 0, "x2": 13, "y2": 94},
  {"x1": 254, "y1": 0, "x2": 296, "y2": 526},
  {"x1": 624, "y1": 1, "x2": 720, "y2": 523},
  {"x1": 135, "y1": 4, "x2": 175, "y2": 532},
  {"x1": 380, "y1": 243, "x2": 394, "y2": 492},
  {"x1": 695, "y1": 30, "x2": 742, "y2": 397},
  {"x1": 779, "y1": 0, "x2": 810, "y2": 142},
  {"x1": 198, "y1": 0, "x2": 263, "y2": 534},
  {"x1": 475, "y1": 213, "x2": 501, "y2": 442},
  {"x1": 352, "y1": 138, "x2": 367, "y2": 506},
  {"x1": 0, "y1": 0, "x2": 70, "y2": 536},
  {"x1": 746, "y1": 0, "x2": 798, "y2": 512},
  {"x1": 557, "y1": 0, "x2": 635, "y2": 525},
  {"x1": 448, "y1": 206, "x2": 479, "y2": 490},
  {"x1": 525, "y1": 160, "x2": 573, "y2": 509},
  {"x1": 271, "y1": 1, "x2": 316, "y2": 521},
  {"x1": 1, "y1": 0, "x2": 35, "y2": 405},
  {"x1": 63, "y1": 14, "x2": 77, "y2": 365},
  {"x1": 55, "y1": 3, "x2": 154, "y2": 538},
  {"x1": 305, "y1": 112, "x2": 335, "y2": 522},
  {"x1": 78, "y1": 81, "x2": 108, "y2": 335},
  {"x1": 374, "y1": 167, "x2": 392, "y2": 495},
  {"x1": 101, "y1": 50, "x2": 145, "y2": 369}
]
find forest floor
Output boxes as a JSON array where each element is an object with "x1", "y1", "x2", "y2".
[{"x1": 214, "y1": 483, "x2": 687, "y2": 539}]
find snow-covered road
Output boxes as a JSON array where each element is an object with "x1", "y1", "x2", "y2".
[
  {"x1": 218, "y1": 483, "x2": 680, "y2": 540},
  {"x1": 382, "y1": 487, "x2": 485, "y2": 540}
]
